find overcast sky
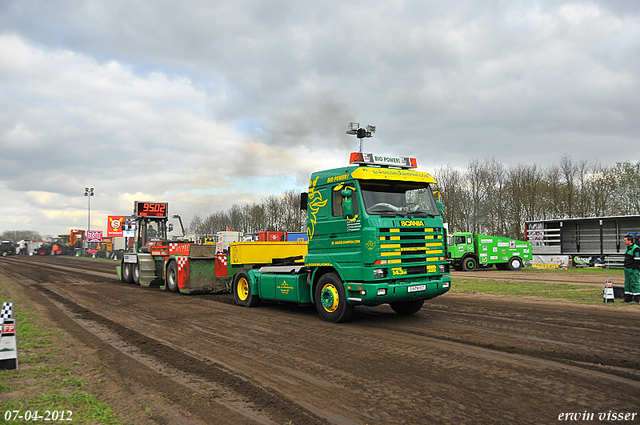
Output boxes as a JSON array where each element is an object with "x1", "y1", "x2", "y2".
[{"x1": 1, "y1": 0, "x2": 639, "y2": 237}]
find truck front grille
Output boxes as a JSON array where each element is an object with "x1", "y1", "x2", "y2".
[{"x1": 378, "y1": 227, "x2": 444, "y2": 273}]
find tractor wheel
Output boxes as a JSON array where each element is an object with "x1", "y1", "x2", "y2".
[
  {"x1": 37, "y1": 247, "x2": 47, "y2": 256},
  {"x1": 462, "y1": 256, "x2": 477, "y2": 271},
  {"x1": 508, "y1": 257, "x2": 523, "y2": 271},
  {"x1": 133, "y1": 263, "x2": 141, "y2": 285},
  {"x1": 166, "y1": 262, "x2": 179, "y2": 292},
  {"x1": 121, "y1": 261, "x2": 134, "y2": 283},
  {"x1": 233, "y1": 272, "x2": 260, "y2": 307},
  {"x1": 389, "y1": 299, "x2": 424, "y2": 315},
  {"x1": 314, "y1": 273, "x2": 353, "y2": 323}
]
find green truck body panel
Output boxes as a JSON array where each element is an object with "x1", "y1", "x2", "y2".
[
  {"x1": 248, "y1": 270, "x2": 312, "y2": 304},
  {"x1": 447, "y1": 232, "x2": 532, "y2": 270}
]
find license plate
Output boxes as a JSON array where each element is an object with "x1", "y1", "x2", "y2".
[{"x1": 407, "y1": 284, "x2": 426, "y2": 293}]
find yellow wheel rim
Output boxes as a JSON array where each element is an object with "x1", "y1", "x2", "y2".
[
  {"x1": 320, "y1": 283, "x2": 339, "y2": 313},
  {"x1": 237, "y1": 277, "x2": 249, "y2": 301}
]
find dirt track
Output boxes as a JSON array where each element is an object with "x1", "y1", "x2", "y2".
[{"x1": 1, "y1": 256, "x2": 639, "y2": 424}]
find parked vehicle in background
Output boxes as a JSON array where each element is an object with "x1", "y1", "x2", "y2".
[
  {"x1": 0, "y1": 240, "x2": 16, "y2": 256},
  {"x1": 447, "y1": 232, "x2": 532, "y2": 271}
]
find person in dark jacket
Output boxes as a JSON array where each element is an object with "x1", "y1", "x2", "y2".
[{"x1": 623, "y1": 235, "x2": 640, "y2": 303}]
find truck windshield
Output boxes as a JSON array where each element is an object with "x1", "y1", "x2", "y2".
[{"x1": 360, "y1": 181, "x2": 441, "y2": 217}]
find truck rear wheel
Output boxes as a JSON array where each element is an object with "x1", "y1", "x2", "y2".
[
  {"x1": 389, "y1": 299, "x2": 424, "y2": 315},
  {"x1": 121, "y1": 261, "x2": 134, "y2": 283},
  {"x1": 508, "y1": 257, "x2": 523, "y2": 271},
  {"x1": 233, "y1": 272, "x2": 260, "y2": 307},
  {"x1": 166, "y1": 262, "x2": 179, "y2": 292},
  {"x1": 314, "y1": 273, "x2": 353, "y2": 323},
  {"x1": 462, "y1": 256, "x2": 477, "y2": 271}
]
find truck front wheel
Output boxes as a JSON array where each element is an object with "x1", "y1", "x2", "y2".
[
  {"x1": 166, "y1": 262, "x2": 179, "y2": 292},
  {"x1": 508, "y1": 257, "x2": 523, "y2": 271},
  {"x1": 233, "y1": 272, "x2": 260, "y2": 307},
  {"x1": 462, "y1": 256, "x2": 477, "y2": 271},
  {"x1": 389, "y1": 299, "x2": 424, "y2": 315},
  {"x1": 314, "y1": 273, "x2": 353, "y2": 323}
]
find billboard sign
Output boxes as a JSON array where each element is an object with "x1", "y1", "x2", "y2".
[
  {"x1": 107, "y1": 216, "x2": 124, "y2": 237},
  {"x1": 123, "y1": 216, "x2": 136, "y2": 238},
  {"x1": 87, "y1": 231, "x2": 103, "y2": 243}
]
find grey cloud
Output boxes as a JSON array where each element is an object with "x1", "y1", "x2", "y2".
[{"x1": 1, "y1": 0, "x2": 639, "y2": 235}]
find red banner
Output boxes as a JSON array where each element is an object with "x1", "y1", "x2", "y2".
[{"x1": 107, "y1": 216, "x2": 124, "y2": 237}]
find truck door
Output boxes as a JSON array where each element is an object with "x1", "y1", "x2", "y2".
[{"x1": 328, "y1": 182, "x2": 362, "y2": 274}]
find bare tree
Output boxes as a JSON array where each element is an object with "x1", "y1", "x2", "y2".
[
  {"x1": 612, "y1": 161, "x2": 640, "y2": 215},
  {"x1": 433, "y1": 164, "x2": 467, "y2": 234},
  {"x1": 185, "y1": 157, "x2": 640, "y2": 242}
]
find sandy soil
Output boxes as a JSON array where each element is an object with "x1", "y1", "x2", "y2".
[{"x1": 1, "y1": 256, "x2": 639, "y2": 424}]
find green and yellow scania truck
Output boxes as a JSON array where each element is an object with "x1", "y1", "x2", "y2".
[
  {"x1": 230, "y1": 151, "x2": 451, "y2": 322},
  {"x1": 117, "y1": 149, "x2": 451, "y2": 323}
]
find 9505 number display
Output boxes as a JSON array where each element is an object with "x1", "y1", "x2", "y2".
[{"x1": 4, "y1": 410, "x2": 73, "y2": 421}]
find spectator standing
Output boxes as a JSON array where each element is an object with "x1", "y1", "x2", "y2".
[{"x1": 623, "y1": 235, "x2": 640, "y2": 303}]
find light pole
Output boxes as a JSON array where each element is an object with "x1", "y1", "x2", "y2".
[{"x1": 84, "y1": 187, "x2": 94, "y2": 252}]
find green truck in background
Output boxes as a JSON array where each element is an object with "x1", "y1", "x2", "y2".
[{"x1": 447, "y1": 232, "x2": 532, "y2": 271}]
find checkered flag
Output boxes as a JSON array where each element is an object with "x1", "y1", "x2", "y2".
[{"x1": 1, "y1": 302, "x2": 13, "y2": 320}]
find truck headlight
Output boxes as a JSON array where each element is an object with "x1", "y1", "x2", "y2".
[
  {"x1": 439, "y1": 264, "x2": 449, "y2": 273},
  {"x1": 374, "y1": 268, "x2": 387, "y2": 279},
  {"x1": 377, "y1": 288, "x2": 387, "y2": 296}
]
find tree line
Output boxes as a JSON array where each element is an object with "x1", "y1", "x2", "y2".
[
  {"x1": 188, "y1": 189, "x2": 306, "y2": 236},
  {"x1": 1, "y1": 230, "x2": 43, "y2": 241},
  {"x1": 188, "y1": 156, "x2": 640, "y2": 241},
  {"x1": 434, "y1": 156, "x2": 640, "y2": 240}
]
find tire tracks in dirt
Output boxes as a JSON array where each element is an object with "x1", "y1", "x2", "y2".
[
  {"x1": 3, "y1": 256, "x2": 640, "y2": 424},
  {"x1": 1, "y1": 259, "x2": 333, "y2": 425}
]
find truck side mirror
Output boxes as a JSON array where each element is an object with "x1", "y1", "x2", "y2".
[
  {"x1": 341, "y1": 189, "x2": 355, "y2": 219},
  {"x1": 300, "y1": 192, "x2": 308, "y2": 211}
]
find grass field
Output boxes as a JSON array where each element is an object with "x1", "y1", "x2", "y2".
[
  {"x1": 0, "y1": 278, "x2": 125, "y2": 425},
  {"x1": 451, "y1": 267, "x2": 628, "y2": 305}
]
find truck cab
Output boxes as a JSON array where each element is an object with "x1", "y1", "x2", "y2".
[
  {"x1": 447, "y1": 232, "x2": 478, "y2": 271},
  {"x1": 303, "y1": 152, "x2": 451, "y2": 321}
]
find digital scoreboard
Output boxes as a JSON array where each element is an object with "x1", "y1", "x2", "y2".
[{"x1": 134, "y1": 202, "x2": 168, "y2": 218}]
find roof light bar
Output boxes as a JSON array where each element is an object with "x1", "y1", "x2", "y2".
[{"x1": 349, "y1": 152, "x2": 417, "y2": 169}]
